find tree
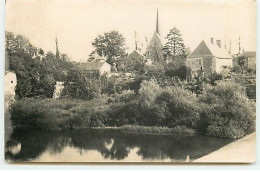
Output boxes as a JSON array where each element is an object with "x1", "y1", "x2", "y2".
[
  {"x1": 237, "y1": 56, "x2": 247, "y2": 67},
  {"x1": 163, "y1": 27, "x2": 186, "y2": 59},
  {"x1": 91, "y1": 31, "x2": 126, "y2": 65},
  {"x1": 6, "y1": 32, "x2": 72, "y2": 98}
]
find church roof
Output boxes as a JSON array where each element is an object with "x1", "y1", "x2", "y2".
[
  {"x1": 188, "y1": 40, "x2": 232, "y2": 59},
  {"x1": 147, "y1": 32, "x2": 164, "y2": 49}
]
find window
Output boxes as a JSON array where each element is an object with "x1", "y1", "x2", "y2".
[{"x1": 198, "y1": 59, "x2": 202, "y2": 65}]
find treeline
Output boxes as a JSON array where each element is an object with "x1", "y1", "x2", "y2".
[
  {"x1": 5, "y1": 32, "x2": 73, "y2": 98},
  {"x1": 10, "y1": 79, "x2": 255, "y2": 138}
]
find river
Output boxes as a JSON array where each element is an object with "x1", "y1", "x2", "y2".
[{"x1": 5, "y1": 128, "x2": 235, "y2": 162}]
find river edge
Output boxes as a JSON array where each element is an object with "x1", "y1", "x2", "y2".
[
  {"x1": 9, "y1": 124, "x2": 196, "y2": 134},
  {"x1": 193, "y1": 132, "x2": 256, "y2": 163},
  {"x1": 9, "y1": 124, "x2": 242, "y2": 140}
]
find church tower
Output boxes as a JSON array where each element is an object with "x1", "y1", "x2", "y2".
[{"x1": 146, "y1": 9, "x2": 164, "y2": 63}]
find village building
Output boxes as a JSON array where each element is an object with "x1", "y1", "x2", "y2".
[
  {"x1": 79, "y1": 54, "x2": 111, "y2": 78},
  {"x1": 124, "y1": 50, "x2": 145, "y2": 72},
  {"x1": 240, "y1": 51, "x2": 256, "y2": 69},
  {"x1": 146, "y1": 9, "x2": 164, "y2": 64},
  {"x1": 79, "y1": 61, "x2": 111, "y2": 78},
  {"x1": 115, "y1": 55, "x2": 127, "y2": 72},
  {"x1": 127, "y1": 50, "x2": 145, "y2": 64},
  {"x1": 186, "y1": 38, "x2": 233, "y2": 77}
]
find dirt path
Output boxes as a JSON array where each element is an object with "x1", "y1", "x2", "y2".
[{"x1": 194, "y1": 132, "x2": 256, "y2": 163}]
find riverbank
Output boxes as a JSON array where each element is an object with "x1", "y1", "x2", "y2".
[
  {"x1": 194, "y1": 132, "x2": 256, "y2": 163},
  {"x1": 94, "y1": 125, "x2": 196, "y2": 135}
]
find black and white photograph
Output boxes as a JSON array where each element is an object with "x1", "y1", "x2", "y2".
[{"x1": 3, "y1": 0, "x2": 256, "y2": 163}]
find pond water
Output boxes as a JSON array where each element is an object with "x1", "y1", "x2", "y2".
[{"x1": 5, "y1": 128, "x2": 235, "y2": 163}]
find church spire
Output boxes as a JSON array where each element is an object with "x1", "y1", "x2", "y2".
[
  {"x1": 238, "y1": 36, "x2": 241, "y2": 55},
  {"x1": 156, "y1": 9, "x2": 159, "y2": 35},
  {"x1": 55, "y1": 35, "x2": 60, "y2": 59}
]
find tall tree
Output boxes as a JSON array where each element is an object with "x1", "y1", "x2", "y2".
[
  {"x1": 5, "y1": 31, "x2": 72, "y2": 98},
  {"x1": 163, "y1": 27, "x2": 186, "y2": 59},
  {"x1": 91, "y1": 31, "x2": 126, "y2": 64}
]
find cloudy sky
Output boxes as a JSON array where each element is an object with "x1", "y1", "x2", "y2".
[{"x1": 6, "y1": 0, "x2": 256, "y2": 62}]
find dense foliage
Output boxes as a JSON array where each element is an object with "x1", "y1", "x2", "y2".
[
  {"x1": 10, "y1": 79, "x2": 255, "y2": 138},
  {"x1": 199, "y1": 81, "x2": 255, "y2": 138},
  {"x1": 91, "y1": 30, "x2": 127, "y2": 65},
  {"x1": 163, "y1": 27, "x2": 189, "y2": 59},
  {"x1": 6, "y1": 31, "x2": 255, "y2": 139},
  {"x1": 5, "y1": 32, "x2": 72, "y2": 98}
]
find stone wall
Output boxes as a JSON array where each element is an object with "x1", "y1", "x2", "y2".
[
  {"x1": 53, "y1": 81, "x2": 64, "y2": 99},
  {"x1": 186, "y1": 56, "x2": 213, "y2": 77}
]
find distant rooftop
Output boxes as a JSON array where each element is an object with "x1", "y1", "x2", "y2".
[
  {"x1": 188, "y1": 40, "x2": 232, "y2": 59},
  {"x1": 79, "y1": 61, "x2": 110, "y2": 71},
  {"x1": 240, "y1": 51, "x2": 256, "y2": 58}
]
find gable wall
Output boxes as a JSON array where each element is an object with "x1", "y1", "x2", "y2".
[
  {"x1": 99, "y1": 63, "x2": 111, "y2": 75},
  {"x1": 186, "y1": 56, "x2": 213, "y2": 77},
  {"x1": 215, "y1": 58, "x2": 233, "y2": 73}
]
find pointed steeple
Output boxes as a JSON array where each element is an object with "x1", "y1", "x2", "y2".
[
  {"x1": 55, "y1": 35, "x2": 60, "y2": 59},
  {"x1": 238, "y1": 36, "x2": 241, "y2": 55},
  {"x1": 156, "y1": 9, "x2": 159, "y2": 35},
  {"x1": 135, "y1": 31, "x2": 138, "y2": 50}
]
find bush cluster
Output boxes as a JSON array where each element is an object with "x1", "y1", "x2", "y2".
[{"x1": 10, "y1": 80, "x2": 255, "y2": 138}]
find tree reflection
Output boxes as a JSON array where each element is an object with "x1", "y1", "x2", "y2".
[{"x1": 5, "y1": 128, "x2": 235, "y2": 162}]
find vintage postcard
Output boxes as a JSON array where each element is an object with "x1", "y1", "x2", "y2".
[{"x1": 4, "y1": 0, "x2": 256, "y2": 163}]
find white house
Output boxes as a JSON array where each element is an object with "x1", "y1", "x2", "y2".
[{"x1": 79, "y1": 60, "x2": 111, "y2": 77}]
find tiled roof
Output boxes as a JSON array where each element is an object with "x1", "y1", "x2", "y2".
[
  {"x1": 79, "y1": 61, "x2": 109, "y2": 71},
  {"x1": 188, "y1": 40, "x2": 232, "y2": 59}
]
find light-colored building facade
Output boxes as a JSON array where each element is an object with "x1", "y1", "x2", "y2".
[
  {"x1": 5, "y1": 71, "x2": 17, "y2": 107},
  {"x1": 53, "y1": 81, "x2": 65, "y2": 99},
  {"x1": 240, "y1": 51, "x2": 256, "y2": 69},
  {"x1": 79, "y1": 60, "x2": 111, "y2": 78}
]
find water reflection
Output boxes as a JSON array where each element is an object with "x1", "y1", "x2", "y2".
[{"x1": 5, "y1": 128, "x2": 235, "y2": 162}]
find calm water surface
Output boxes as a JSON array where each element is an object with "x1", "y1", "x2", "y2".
[{"x1": 5, "y1": 128, "x2": 235, "y2": 162}]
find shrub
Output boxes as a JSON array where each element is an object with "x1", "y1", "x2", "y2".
[
  {"x1": 155, "y1": 87, "x2": 201, "y2": 129},
  {"x1": 107, "y1": 99, "x2": 140, "y2": 126},
  {"x1": 10, "y1": 80, "x2": 255, "y2": 138},
  {"x1": 138, "y1": 79, "x2": 161, "y2": 108},
  {"x1": 199, "y1": 81, "x2": 255, "y2": 138},
  {"x1": 10, "y1": 98, "x2": 109, "y2": 130}
]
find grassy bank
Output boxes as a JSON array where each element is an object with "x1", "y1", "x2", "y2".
[
  {"x1": 118, "y1": 125, "x2": 196, "y2": 134},
  {"x1": 9, "y1": 80, "x2": 255, "y2": 138}
]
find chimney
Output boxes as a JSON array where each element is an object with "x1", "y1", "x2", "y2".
[
  {"x1": 216, "y1": 40, "x2": 221, "y2": 48},
  {"x1": 210, "y1": 38, "x2": 214, "y2": 44}
]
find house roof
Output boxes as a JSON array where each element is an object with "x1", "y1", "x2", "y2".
[
  {"x1": 79, "y1": 61, "x2": 110, "y2": 71},
  {"x1": 129, "y1": 50, "x2": 144, "y2": 57},
  {"x1": 188, "y1": 40, "x2": 232, "y2": 59},
  {"x1": 240, "y1": 51, "x2": 256, "y2": 58}
]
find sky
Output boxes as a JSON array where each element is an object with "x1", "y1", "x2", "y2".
[{"x1": 5, "y1": 0, "x2": 256, "y2": 62}]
